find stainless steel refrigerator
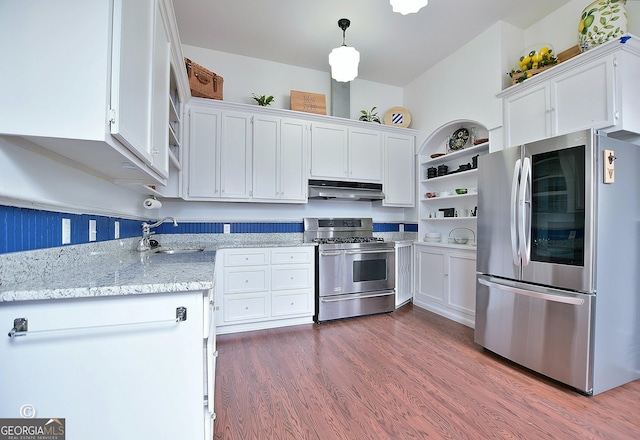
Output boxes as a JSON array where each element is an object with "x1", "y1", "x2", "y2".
[{"x1": 475, "y1": 129, "x2": 640, "y2": 395}]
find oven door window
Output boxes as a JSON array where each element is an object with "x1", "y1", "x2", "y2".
[
  {"x1": 343, "y1": 250, "x2": 395, "y2": 294},
  {"x1": 353, "y1": 259, "x2": 387, "y2": 282}
]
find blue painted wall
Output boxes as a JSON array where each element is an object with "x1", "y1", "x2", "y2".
[{"x1": 0, "y1": 205, "x2": 417, "y2": 254}]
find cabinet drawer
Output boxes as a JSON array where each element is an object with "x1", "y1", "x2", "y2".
[
  {"x1": 224, "y1": 268, "x2": 269, "y2": 293},
  {"x1": 272, "y1": 291, "x2": 312, "y2": 316},
  {"x1": 223, "y1": 293, "x2": 269, "y2": 322},
  {"x1": 224, "y1": 249, "x2": 269, "y2": 266},
  {"x1": 271, "y1": 266, "x2": 313, "y2": 290},
  {"x1": 271, "y1": 247, "x2": 313, "y2": 265}
]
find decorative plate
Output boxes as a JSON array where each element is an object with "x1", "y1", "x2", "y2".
[
  {"x1": 449, "y1": 128, "x2": 469, "y2": 150},
  {"x1": 430, "y1": 153, "x2": 445, "y2": 159},
  {"x1": 383, "y1": 106, "x2": 411, "y2": 128}
]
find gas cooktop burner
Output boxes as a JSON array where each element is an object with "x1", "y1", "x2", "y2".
[{"x1": 313, "y1": 237, "x2": 384, "y2": 245}]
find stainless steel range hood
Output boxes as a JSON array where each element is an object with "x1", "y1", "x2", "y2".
[{"x1": 308, "y1": 180, "x2": 385, "y2": 201}]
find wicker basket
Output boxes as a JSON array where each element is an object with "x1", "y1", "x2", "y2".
[{"x1": 185, "y1": 58, "x2": 223, "y2": 100}]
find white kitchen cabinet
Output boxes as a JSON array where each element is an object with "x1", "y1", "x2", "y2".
[
  {"x1": 220, "y1": 111, "x2": 252, "y2": 199},
  {"x1": 149, "y1": 0, "x2": 171, "y2": 179},
  {"x1": 184, "y1": 100, "x2": 416, "y2": 204},
  {"x1": 503, "y1": 82, "x2": 551, "y2": 148},
  {"x1": 185, "y1": 103, "x2": 252, "y2": 200},
  {"x1": 413, "y1": 244, "x2": 476, "y2": 328},
  {"x1": 0, "y1": 290, "x2": 215, "y2": 439},
  {"x1": 0, "y1": 0, "x2": 182, "y2": 184},
  {"x1": 310, "y1": 123, "x2": 383, "y2": 183},
  {"x1": 310, "y1": 122, "x2": 349, "y2": 179},
  {"x1": 349, "y1": 127, "x2": 383, "y2": 182},
  {"x1": 252, "y1": 116, "x2": 308, "y2": 203},
  {"x1": 187, "y1": 105, "x2": 221, "y2": 198},
  {"x1": 383, "y1": 133, "x2": 415, "y2": 207},
  {"x1": 215, "y1": 246, "x2": 315, "y2": 334},
  {"x1": 413, "y1": 120, "x2": 487, "y2": 327},
  {"x1": 500, "y1": 37, "x2": 640, "y2": 147}
]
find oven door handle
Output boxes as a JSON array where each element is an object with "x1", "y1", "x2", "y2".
[
  {"x1": 319, "y1": 250, "x2": 342, "y2": 256},
  {"x1": 344, "y1": 249, "x2": 394, "y2": 255},
  {"x1": 320, "y1": 291, "x2": 395, "y2": 302}
]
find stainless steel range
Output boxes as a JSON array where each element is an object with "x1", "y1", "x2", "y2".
[{"x1": 303, "y1": 218, "x2": 395, "y2": 322}]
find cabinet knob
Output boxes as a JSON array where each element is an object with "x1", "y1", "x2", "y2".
[{"x1": 290, "y1": 302, "x2": 294, "y2": 306}]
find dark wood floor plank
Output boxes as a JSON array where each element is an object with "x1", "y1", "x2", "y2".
[{"x1": 214, "y1": 304, "x2": 640, "y2": 439}]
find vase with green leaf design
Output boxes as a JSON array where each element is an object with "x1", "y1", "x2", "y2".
[{"x1": 578, "y1": 0, "x2": 627, "y2": 52}]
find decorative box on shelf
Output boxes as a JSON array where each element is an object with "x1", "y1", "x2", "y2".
[{"x1": 290, "y1": 90, "x2": 326, "y2": 115}]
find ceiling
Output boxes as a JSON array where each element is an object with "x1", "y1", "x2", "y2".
[{"x1": 172, "y1": 0, "x2": 573, "y2": 87}]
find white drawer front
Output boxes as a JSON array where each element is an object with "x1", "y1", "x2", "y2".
[
  {"x1": 271, "y1": 248, "x2": 313, "y2": 265},
  {"x1": 224, "y1": 250, "x2": 269, "y2": 266},
  {"x1": 225, "y1": 268, "x2": 269, "y2": 293},
  {"x1": 224, "y1": 294, "x2": 269, "y2": 322},
  {"x1": 271, "y1": 266, "x2": 313, "y2": 290},
  {"x1": 272, "y1": 291, "x2": 312, "y2": 316}
]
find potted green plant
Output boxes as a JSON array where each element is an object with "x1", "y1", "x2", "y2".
[
  {"x1": 252, "y1": 93, "x2": 275, "y2": 106},
  {"x1": 359, "y1": 106, "x2": 381, "y2": 123}
]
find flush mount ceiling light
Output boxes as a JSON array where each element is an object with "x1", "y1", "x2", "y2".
[
  {"x1": 390, "y1": 0, "x2": 429, "y2": 15},
  {"x1": 329, "y1": 18, "x2": 360, "y2": 82}
]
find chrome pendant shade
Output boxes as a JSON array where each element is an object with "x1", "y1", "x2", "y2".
[{"x1": 329, "y1": 18, "x2": 360, "y2": 82}]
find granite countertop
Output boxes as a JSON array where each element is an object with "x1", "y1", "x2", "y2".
[
  {"x1": 0, "y1": 234, "x2": 320, "y2": 303},
  {"x1": 0, "y1": 231, "x2": 413, "y2": 303},
  {"x1": 0, "y1": 249, "x2": 218, "y2": 303}
]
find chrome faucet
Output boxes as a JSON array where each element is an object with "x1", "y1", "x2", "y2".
[{"x1": 136, "y1": 217, "x2": 178, "y2": 251}]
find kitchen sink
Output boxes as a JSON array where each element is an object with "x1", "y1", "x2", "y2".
[{"x1": 153, "y1": 247, "x2": 205, "y2": 254}]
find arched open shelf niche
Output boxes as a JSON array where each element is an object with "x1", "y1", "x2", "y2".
[
  {"x1": 416, "y1": 119, "x2": 490, "y2": 248},
  {"x1": 413, "y1": 119, "x2": 490, "y2": 328}
]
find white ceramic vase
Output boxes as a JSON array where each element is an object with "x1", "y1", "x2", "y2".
[{"x1": 578, "y1": 0, "x2": 627, "y2": 52}]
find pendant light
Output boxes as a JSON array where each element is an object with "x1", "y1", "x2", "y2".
[
  {"x1": 390, "y1": 0, "x2": 429, "y2": 15},
  {"x1": 329, "y1": 18, "x2": 360, "y2": 82}
]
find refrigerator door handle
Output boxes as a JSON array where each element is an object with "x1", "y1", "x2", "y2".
[
  {"x1": 519, "y1": 157, "x2": 532, "y2": 266},
  {"x1": 510, "y1": 159, "x2": 521, "y2": 265},
  {"x1": 478, "y1": 277, "x2": 585, "y2": 305}
]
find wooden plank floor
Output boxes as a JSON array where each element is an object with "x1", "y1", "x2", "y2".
[{"x1": 214, "y1": 304, "x2": 640, "y2": 439}]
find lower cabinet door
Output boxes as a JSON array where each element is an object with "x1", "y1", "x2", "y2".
[
  {"x1": 447, "y1": 251, "x2": 477, "y2": 315},
  {"x1": 272, "y1": 290, "x2": 312, "y2": 316},
  {"x1": 223, "y1": 293, "x2": 270, "y2": 322},
  {"x1": 415, "y1": 247, "x2": 446, "y2": 303},
  {"x1": 0, "y1": 292, "x2": 205, "y2": 440},
  {"x1": 271, "y1": 266, "x2": 313, "y2": 290}
]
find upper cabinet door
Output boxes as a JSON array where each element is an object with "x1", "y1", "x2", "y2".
[
  {"x1": 220, "y1": 111, "x2": 252, "y2": 199},
  {"x1": 149, "y1": 0, "x2": 171, "y2": 178},
  {"x1": 551, "y1": 54, "x2": 615, "y2": 135},
  {"x1": 349, "y1": 127, "x2": 383, "y2": 182},
  {"x1": 252, "y1": 115, "x2": 280, "y2": 200},
  {"x1": 503, "y1": 82, "x2": 551, "y2": 148},
  {"x1": 310, "y1": 123, "x2": 348, "y2": 179},
  {"x1": 279, "y1": 118, "x2": 308, "y2": 202},
  {"x1": 187, "y1": 106, "x2": 221, "y2": 198},
  {"x1": 383, "y1": 133, "x2": 415, "y2": 207},
  {"x1": 110, "y1": 0, "x2": 155, "y2": 164}
]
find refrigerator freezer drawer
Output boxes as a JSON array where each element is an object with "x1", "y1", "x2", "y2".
[{"x1": 475, "y1": 276, "x2": 594, "y2": 394}]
